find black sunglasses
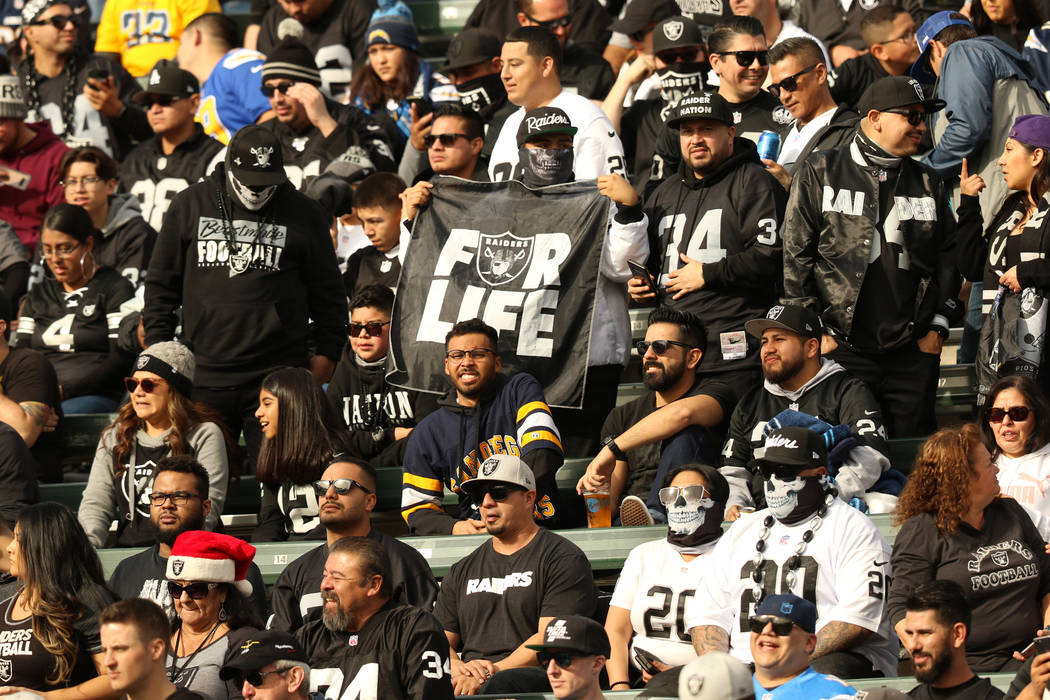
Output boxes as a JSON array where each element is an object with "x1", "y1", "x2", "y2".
[
  {"x1": 636, "y1": 339, "x2": 694, "y2": 356},
  {"x1": 537, "y1": 651, "x2": 579, "y2": 669},
  {"x1": 758, "y1": 464, "x2": 801, "y2": 481},
  {"x1": 749, "y1": 615, "x2": 795, "y2": 636},
  {"x1": 524, "y1": 12, "x2": 571, "y2": 30},
  {"x1": 883, "y1": 109, "x2": 925, "y2": 126},
  {"x1": 717, "y1": 50, "x2": 769, "y2": 66},
  {"x1": 145, "y1": 95, "x2": 182, "y2": 108},
  {"x1": 424, "y1": 132, "x2": 469, "y2": 148},
  {"x1": 261, "y1": 82, "x2": 294, "y2": 97},
  {"x1": 465, "y1": 483, "x2": 524, "y2": 501},
  {"x1": 312, "y1": 478, "x2": 373, "y2": 496},
  {"x1": 657, "y1": 49, "x2": 700, "y2": 64},
  {"x1": 241, "y1": 669, "x2": 283, "y2": 687},
  {"x1": 167, "y1": 581, "x2": 219, "y2": 599},
  {"x1": 350, "y1": 320, "x2": 390, "y2": 337},
  {"x1": 31, "y1": 14, "x2": 73, "y2": 28},
  {"x1": 125, "y1": 376, "x2": 166, "y2": 393},
  {"x1": 987, "y1": 405, "x2": 1032, "y2": 423},
  {"x1": 768, "y1": 64, "x2": 819, "y2": 98}
]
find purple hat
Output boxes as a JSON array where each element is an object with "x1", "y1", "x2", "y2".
[
  {"x1": 910, "y1": 11, "x2": 972, "y2": 82},
  {"x1": 1009, "y1": 114, "x2": 1050, "y2": 150}
]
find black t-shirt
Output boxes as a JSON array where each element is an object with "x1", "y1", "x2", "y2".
[
  {"x1": 829, "y1": 53, "x2": 890, "y2": 109},
  {"x1": 343, "y1": 247, "x2": 401, "y2": 298},
  {"x1": 269, "y1": 530, "x2": 439, "y2": 631},
  {"x1": 908, "y1": 674, "x2": 1004, "y2": 699},
  {"x1": 107, "y1": 544, "x2": 269, "y2": 622},
  {"x1": 560, "y1": 45, "x2": 616, "y2": 101},
  {"x1": 112, "y1": 441, "x2": 172, "y2": 547},
  {"x1": 0, "y1": 587, "x2": 113, "y2": 691},
  {"x1": 0, "y1": 347, "x2": 63, "y2": 482},
  {"x1": 0, "y1": 424, "x2": 41, "y2": 527},
  {"x1": 433, "y1": 528, "x2": 597, "y2": 661},
  {"x1": 166, "y1": 688, "x2": 207, "y2": 700}
]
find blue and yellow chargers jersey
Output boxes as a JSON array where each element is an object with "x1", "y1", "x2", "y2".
[
  {"x1": 198, "y1": 48, "x2": 271, "y2": 145},
  {"x1": 401, "y1": 373, "x2": 562, "y2": 526}
]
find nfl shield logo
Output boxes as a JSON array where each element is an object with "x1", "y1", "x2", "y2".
[
  {"x1": 476, "y1": 232, "x2": 534, "y2": 286},
  {"x1": 663, "y1": 20, "x2": 684, "y2": 41}
]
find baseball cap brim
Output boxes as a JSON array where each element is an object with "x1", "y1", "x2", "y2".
[
  {"x1": 231, "y1": 168, "x2": 287, "y2": 187},
  {"x1": 745, "y1": 318, "x2": 810, "y2": 339},
  {"x1": 518, "y1": 125, "x2": 578, "y2": 148},
  {"x1": 525, "y1": 641, "x2": 590, "y2": 653},
  {"x1": 460, "y1": 477, "x2": 533, "y2": 496},
  {"x1": 131, "y1": 88, "x2": 183, "y2": 104}
]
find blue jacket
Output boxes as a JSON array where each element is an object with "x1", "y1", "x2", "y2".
[
  {"x1": 923, "y1": 36, "x2": 1035, "y2": 177},
  {"x1": 753, "y1": 667, "x2": 857, "y2": 699}
]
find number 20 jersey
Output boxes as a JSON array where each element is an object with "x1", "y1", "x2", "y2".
[{"x1": 685, "y1": 499, "x2": 898, "y2": 676}]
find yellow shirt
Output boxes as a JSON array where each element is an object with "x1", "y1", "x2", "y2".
[{"x1": 94, "y1": 0, "x2": 220, "y2": 77}]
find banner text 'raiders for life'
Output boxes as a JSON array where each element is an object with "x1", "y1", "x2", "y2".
[{"x1": 387, "y1": 177, "x2": 610, "y2": 409}]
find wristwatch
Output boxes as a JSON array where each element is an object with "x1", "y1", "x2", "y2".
[{"x1": 603, "y1": 436, "x2": 627, "y2": 461}]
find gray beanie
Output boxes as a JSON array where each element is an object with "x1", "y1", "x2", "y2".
[
  {"x1": 135, "y1": 342, "x2": 195, "y2": 396},
  {"x1": 0, "y1": 76, "x2": 28, "y2": 120}
]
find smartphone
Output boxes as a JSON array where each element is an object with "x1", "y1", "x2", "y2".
[
  {"x1": 87, "y1": 67, "x2": 111, "y2": 82},
  {"x1": 1020, "y1": 635, "x2": 1050, "y2": 659},
  {"x1": 633, "y1": 648, "x2": 661, "y2": 674},
  {"x1": 627, "y1": 258, "x2": 662, "y2": 300},
  {"x1": 407, "y1": 97, "x2": 432, "y2": 118}
]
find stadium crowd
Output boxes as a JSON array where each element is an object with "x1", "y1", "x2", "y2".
[{"x1": 1, "y1": 0, "x2": 1050, "y2": 696}]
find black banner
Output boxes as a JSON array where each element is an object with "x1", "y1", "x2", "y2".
[{"x1": 387, "y1": 176, "x2": 610, "y2": 409}]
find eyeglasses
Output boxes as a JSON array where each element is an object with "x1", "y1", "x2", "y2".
[
  {"x1": 31, "y1": 14, "x2": 73, "y2": 28},
  {"x1": 636, "y1": 339, "x2": 694, "y2": 356},
  {"x1": 124, "y1": 376, "x2": 167, "y2": 393},
  {"x1": 767, "y1": 64, "x2": 819, "y2": 98},
  {"x1": 261, "y1": 82, "x2": 295, "y2": 97},
  {"x1": 40, "y1": 243, "x2": 82, "y2": 258},
  {"x1": 59, "y1": 176, "x2": 104, "y2": 188},
  {"x1": 145, "y1": 95, "x2": 183, "y2": 108},
  {"x1": 537, "y1": 652, "x2": 579, "y2": 669},
  {"x1": 883, "y1": 109, "x2": 925, "y2": 126},
  {"x1": 987, "y1": 405, "x2": 1032, "y2": 423},
  {"x1": 350, "y1": 320, "x2": 390, "y2": 337},
  {"x1": 716, "y1": 50, "x2": 769, "y2": 66},
  {"x1": 749, "y1": 615, "x2": 795, "y2": 636},
  {"x1": 658, "y1": 484, "x2": 710, "y2": 506},
  {"x1": 424, "y1": 132, "x2": 469, "y2": 148},
  {"x1": 464, "y1": 484, "x2": 524, "y2": 501},
  {"x1": 446, "y1": 348, "x2": 496, "y2": 361},
  {"x1": 149, "y1": 491, "x2": 203, "y2": 506},
  {"x1": 242, "y1": 670, "x2": 283, "y2": 687},
  {"x1": 312, "y1": 478, "x2": 373, "y2": 496},
  {"x1": 523, "y1": 12, "x2": 571, "y2": 30},
  {"x1": 167, "y1": 581, "x2": 219, "y2": 599},
  {"x1": 878, "y1": 33, "x2": 915, "y2": 45}
]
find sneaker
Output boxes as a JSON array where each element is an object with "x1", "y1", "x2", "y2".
[{"x1": 619, "y1": 495, "x2": 655, "y2": 527}]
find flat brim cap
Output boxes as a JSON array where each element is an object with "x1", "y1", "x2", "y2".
[
  {"x1": 219, "y1": 629, "x2": 308, "y2": 680},
  {"x1": 666, "y1": 91, "x2": 734, "y2": 128},
  {"x1": 461, "y1": 453, "x2": 536, "y2": 493},
  {"x1": 525, "y1": 616, "x2": 611, "y2": 657},
  {"x1": 755, "y1": 594, "x2": 818, "y2": 633},
  {"x1": 755, "y1": 427, "x2": 827, "y2": 469},
  {"x1": 227, "y1": 125, "x2": 287, "y2": 186},
  {"x1": 745, "y1": 304, "x2": 822, "y2": 340},
  {"x1": 857, "y1": 75, "x2": 945, "y2": 116},
  {"x1": 445, "y1": 28, "x2": 501, "y2": 71},
  {"x1": 610, "y1": 0, "x2": 678, "y2": 35},
  {"x1": 516, "y1": 106, "x2": 578, "y2": 147},
  {"x1": 133, "y1": 60, "x2": 199, "y2": 104},
  {"x1": 652, "y1": 15, "x2": 703, "y2": 54},
  {"x1": 910, "y1": 11, "x2": 972, "y2": 82}
]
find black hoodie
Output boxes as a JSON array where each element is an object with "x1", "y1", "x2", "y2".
[
  {"x1": 644, "y1": 137, "x2": 787, "y2": 374},
  {"x1": 143, "y1": 164, "x2": 347, "y2": 386}
]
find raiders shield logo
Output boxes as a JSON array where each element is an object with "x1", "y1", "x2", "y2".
[
  {"x1": 250, "y1": 145, "x2": 273, "y2": 167},
  {"x1": 663, "y1": 20, "x2": 684, "y2": 41},
  {"x1": 171, "y1": 559, "x2": 184, "y2": 576},
  {"x1": 992, "y1": 551, "x2": 1009, "y2": 567},
  {"x1": 767, "y1": 305, "x2": 785, "y2": 320},
  {"x1": 0, "y1": 658, "x2": 11, "y2": 682},
  {"x1": 686, "y1": 673, "x2": 702, "y2": 695},
  {"x1": 481, "y1": 457, "x2": 500, "y2": 476},
  {"x1": 773, "y1": 106, "x2": 793, "y2": 125},
  {"x1": 137, "y1": 355, "x2": 149, "y2": 369},
  {"x1": 476, "y1": 232, "x2": 534, "y2": 286}
]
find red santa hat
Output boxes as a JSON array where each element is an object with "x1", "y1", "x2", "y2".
[{"x1": 166, "y1": 531, "x2": 255, "y2": 597}]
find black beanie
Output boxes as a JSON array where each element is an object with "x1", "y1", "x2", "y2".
[{"x1": 261, "y1": 37, "x2": 321, "y2": 86}]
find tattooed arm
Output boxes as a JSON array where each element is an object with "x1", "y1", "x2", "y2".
[
  {"x1": 812, "y1": 621, "x2": 872, "y2": 659},
  {"x1": 0, "y1": 391, "x2": 54, "y2": 447},
  {"x1": 690, "y1": 625, "x2": 730, "y2": 655}
]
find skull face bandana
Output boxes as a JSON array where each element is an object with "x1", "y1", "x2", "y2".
[
  {"x1": 518, "y1": 147, "x2": 574, "y2": 188},
  {"x1": 227, "y1": 170, "x2": 278, "y2": 211},
  {"x1": 663, "y1": 485, "x2": 724, "y2": 550},
  {"x1": 764, "y1": 473, "x2": 827, "y2": 525}
]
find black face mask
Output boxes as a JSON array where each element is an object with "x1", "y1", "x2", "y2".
[
  {"x1": 518, "y1": 147, "x2": 574, "y2": 187},
  {"x1": 457, "y1": 73, "x2": 505, "y2": 114},
  {"x1": 764, "y1": 474, "x2": 828, "y2": 525},
  {"x1": 666, "y1": 496, "x2": 725, "y2": 550},
  {"x1": 657, "y1": 62, "x2": 708, "y2": 105}
]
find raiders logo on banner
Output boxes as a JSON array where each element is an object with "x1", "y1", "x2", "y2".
[{"x1": 387, "y1": 177, "x2": 610, "y2": 409}]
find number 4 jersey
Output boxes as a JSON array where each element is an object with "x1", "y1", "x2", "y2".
[{"x1": 685, "y1": 499, "x2": 898, "y2": 676}]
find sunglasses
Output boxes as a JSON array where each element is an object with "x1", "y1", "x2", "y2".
[
  {"x1": 125, "y1": 376, "x2": 167, "y2": 393},
  {"x1": 312, "y1": 478, "x2": 373, "y2": 496},
  {"x1": 537, "y1": 651, "x2": 579, "y2": 669},
  {"x1": 658, "y1": 484, "x2": 710, "y2": 506},
  {"x1": 524, "y1": 12, "x2": 571, "y2": 30},
  {"x1": 883, "y1": 109, "x2": 925, "y2": 126},
  {"x1": 464, "y1": 484, "x2": 524, "y2": 501},
  {"x1": 350, "y1": 320, "x2": 390, "y2": 337},
  {"x1": 987, "y1": 405, "x2": 1032, "y2": 423},
  {"x1": 749, "y1": 615, "x2": 795, "y2": 636},
  {"x1": 261, "y1": 82, "x2": 294, "y2": 97},
  {"x1": 167, "y1": 581, "x2": 219, "y2": 599},
  {"x1": 241, "y1": 670, "x2": 283, "y2": 687},
  {"x1": 145, "y1": 95, "x2": 182, "y2": 108},
  {"x1": 636, "y1": 339, "x2": 694, "y2": 356},
  {"x1": 424, "y1": 132, "x2": 469, "y2": 148},
  {"x1": 31, "y1": 14, "x2": 73, "y2": 28},
  {"x1": 767, "y1": 64, "x2": 819, "y2": 98},
  {"x1": 759, "y1": 464, "x2": 801, "y2": 481},
  {"x1": 657, "y1": 49, "x2": 700, "y2": 64},
  {"x1": 717, "y1": 50, "x2": 768, "y2": 66}
]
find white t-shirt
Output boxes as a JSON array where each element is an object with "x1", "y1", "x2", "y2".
[
  {"x1": 609, "y1": 537, "x2": 718, "y2": 668},
  {"x1": 998, "y1": 443, "x2": 1050, "y2": 538},
  {"x1": 488, "y1": 89, "x2": 627, "y2": 182},
  {"x1": 778, "y1": 106, "x2": 838, "y2": 167},
  {"x1": 685, "y1": 500, "x2": 898, "y2": 676}
]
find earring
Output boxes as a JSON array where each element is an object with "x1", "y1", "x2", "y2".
[{"x1": 218, "y1": 604, "x2": 228, "y2": 622}]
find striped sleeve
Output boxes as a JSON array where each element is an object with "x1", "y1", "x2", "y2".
[
  {"x1": 514, "y1": 379, "x2": 563, "y2": 455},
  {"x1": 401, "y1": 434, "x2": 448, "y2": 525}
]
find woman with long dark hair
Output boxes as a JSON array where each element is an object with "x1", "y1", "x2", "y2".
[
  {"x1": 78, "y1": 341, "x2": 235, "y2": 548},
  {"x1": 0, "y1": 502, "x2": 119, "y2": 697},
  {"x1": 958, "y1": 115, "x2": 1050, "y2": 397},
  {"x1": 12, "y1": 203, "x2": 136, "y2": 414},
  {"x1": 970, "y1": 0, "x2": 1044, "y2": 51},
  {"x1": 253, "y1": 366, "x2": 350, "y2": 541}
]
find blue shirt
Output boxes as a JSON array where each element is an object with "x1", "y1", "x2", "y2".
[
  {"x1": 198, "y1": 48, "x2": 271, "y2": 144},
  {"x1": 753, "y1": 667, "x2": 857, "y2": 700}
]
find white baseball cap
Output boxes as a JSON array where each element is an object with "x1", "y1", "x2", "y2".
[
  {"x1": 678, "y1": 653, "x2": 755, "y2": 700},
  {"x1": 461, "y1": 453, "x2": 536, "y2": 495}
]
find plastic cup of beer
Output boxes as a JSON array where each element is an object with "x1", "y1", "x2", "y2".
[{"x1": 583, "y1": 487, "x2": 612, "y2": 528}]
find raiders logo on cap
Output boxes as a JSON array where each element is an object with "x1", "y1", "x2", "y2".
[
  {"x1": 663, "y1": 20, "x2": 683, "y2": 41},
  {"x1": 909, "y1": 78, "x2": 924, "y2": 101},
  {"x1": 481, "y1": 457, "x2": 499, "y2": 476},
  {"x1": 137, "y1": 355, "x2": 149, "y2": 369},
  {"x1": 767, "y1": 305, "x2": 784, "y2": 320},
  {"x1": 171, "y1": 560, "x2": 184, "y2": 576}
]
